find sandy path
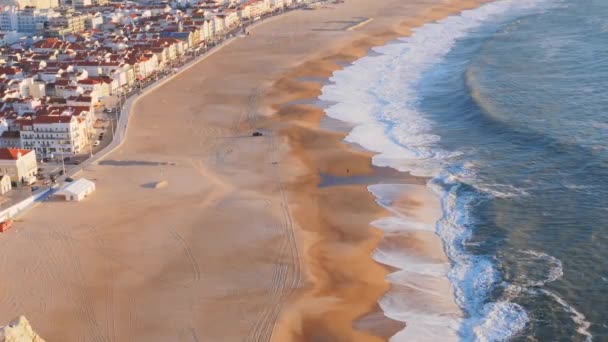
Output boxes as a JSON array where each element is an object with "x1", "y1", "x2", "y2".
[{"x1": 0, "y1": 1, "x2": 485, "y2": 341}]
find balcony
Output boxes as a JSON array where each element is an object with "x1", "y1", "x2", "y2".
[
  {"x1": 34, "y1": 134, "x2": 70, "y2": 140},
  {"x1": 34, "y1": 128, "x2": 69, "y2": 133}
]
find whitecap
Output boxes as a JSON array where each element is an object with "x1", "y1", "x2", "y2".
[
  {"x1": 318, "y1": 0, "x2": 560, "y2": 339},
  {"x1": 518, "y1": 250, "x2": 564, "y2": 286},
  {"x1": 471, "y1": 301, "x2": 529, "y2": 342},
  {"x1": 541, "y1": 289, "x2": 593, "y2": 342}
]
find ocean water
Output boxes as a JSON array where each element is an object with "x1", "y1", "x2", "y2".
[{"x1": 320, "y1": 0, "x2": 608, "y2": 340}]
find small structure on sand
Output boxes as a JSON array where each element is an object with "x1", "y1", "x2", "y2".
[
  {"x1": 55, "y1": 178, "x2": 96, "y2": 202},
  {"x1": 151, "y1": 180, "x2": 168, "y2": 189},
  {"x1": 142, "y1": 180, "x2": 168, "y2": 189}
]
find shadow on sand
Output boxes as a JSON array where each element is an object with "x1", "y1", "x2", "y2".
[{"x1": 99, "y1": 160, "x2": 176, "y2": 167}]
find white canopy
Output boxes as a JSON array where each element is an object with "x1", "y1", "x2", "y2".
[{"x1": 55, "y1": 178, "x2": 95, "y2": 200}]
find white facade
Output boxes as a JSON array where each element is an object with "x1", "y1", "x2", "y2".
[
  {"x1": 0, "y1": 148, "x2": 37, "y2": 184},
  {"x1": 0, "y1": 119, "x2": 9, "y2": 138},
  {"x1": 72, "y1": 0, "x2": 91, "y2": 8},
  {"x1": 16, "y1": 78, "x2": 45, "y2": 98},
  {"x1": 0, "y1": 7, "x2": 59, "y2": 33},
  {"x1": 11, "y1": 98, "x2": 41, "y2": 115},
  {"x1": 0, "y1": 174, "x2": 11, "y2": 194},
  {"x1": 0, "y1": 31, "x2": 24, "y2": 46},
  {"x1": 20, "y1": 115, "x2": 87, "y2": 157},
  {"x1": 6, "y1": 0, "x2": 59, "y2": 9}
]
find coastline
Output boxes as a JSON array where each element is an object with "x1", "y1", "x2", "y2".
[
  {"x1": 0, "y1": 0, "x2": 488, "y2": 341},
  {"x1": 267, "y1": 1, "x2": 491, "y2": 340}
]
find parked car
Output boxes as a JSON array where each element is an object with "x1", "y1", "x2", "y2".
[
  {"x1": 65, "y1": 177, "x2": 74, "y2": 182},
  {"x1": 64, "y1": 157, "x2": 71, "y2": 162},
  {"x1": 42, "y1": 157, "x2": 50, "y2": 163},
  {"x1": 94, "y1": 140, "x2": 100, "y2": 147},
  {"x1": 31, "y1": 186, "x2": 39, "y2": 192}
]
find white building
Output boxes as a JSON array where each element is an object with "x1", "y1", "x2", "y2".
[
  {"x1": 4, "y1": 98, "x2": 41, "y2": 115},
  {"x1": 0, "y1": 7, "x2": 59, "y2": 33},
  {"x1": 0, "y1": 31, "x2": 24, "y2": 46},
  {"x1": 0, "y1": 174, "x2": 11, "y2": 194},
  {"x1": 0, "y1": 118, "x2": 9, "y2": 137},
  {"x1": 3, "y1": 0, "x2": 59, "y2": 9},
  {"x1": 0, "y1": 148, "x2": 37, "y2": 184},
  {"x1": 86, "y1": 12, "x2": 103, "y2": 29},
  {"x1": 16, "y1": 77, "x2": 45, "y2": 98},
  {"x1": 20, "y1": 114, "x2": 87, "y2": 157},
  {"x1": 55, "y1": 178, "x2": 95, "y2": 201},
  {"x1": 72, "y1": 0, "x2": 91, "y2": 8}
]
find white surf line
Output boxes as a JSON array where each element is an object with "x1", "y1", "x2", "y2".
[{"x1": 346, "y1": 17, "x2": 373, "y2": 31}]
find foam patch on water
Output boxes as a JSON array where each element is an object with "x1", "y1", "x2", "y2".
[
  {"x1": 318, "y1": 0, "x2": 558, "y2": 340},
  {"x1": 368, "y1": 183, "x2": 461, "y2": 340},
  {"x1": 471, "y1": 302, "x2": 529, "y2": 341},
  {"x1": 520, "y1": 250, "x2": 564, "y2": 286},
  {"x1": 321, "y1": 0, "x2": 555, "y2": 177},
  {"x1": 541, "y1": 289, "x2": 593, "y2": 342},
  {"x1": 372, "y1": 216, "x2": 435, "y2": 233},
  {"x1": 372, "y1": 247, "x2": 449, "y2": 278}
]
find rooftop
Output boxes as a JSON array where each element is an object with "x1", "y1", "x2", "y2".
[{"x1": 0, "y1": 148, "x2": 34, "y2": 160}]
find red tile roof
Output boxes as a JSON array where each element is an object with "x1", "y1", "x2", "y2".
[
  {"x1": 0, "y1": 148, "x2": 33, "y2": 160},
  {"x1": 33, "y1": 115, "x2": 73, "y2": 124}
]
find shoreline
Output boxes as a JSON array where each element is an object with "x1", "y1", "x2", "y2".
[
  {"x1": 0, "y1": 1, "x2": 488, "y2": 340},
  {"x1": 267, "y1": 1, "x2": 490, "y2": 340}
]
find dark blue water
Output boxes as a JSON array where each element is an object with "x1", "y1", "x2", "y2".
[
  {"x1": 418, "y1": 0, "x2": 608, "y2": 340},
  {"x1": 320, "y1": 0, "x2": 607, "y2": 340}
]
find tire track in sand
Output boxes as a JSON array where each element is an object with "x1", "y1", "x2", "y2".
[
  {"x1": 169, "y1": 228, "x2": 201, "y2": 283},
  {"x1": 245, "y1": 87, "x2": 302, "y2": 342}
]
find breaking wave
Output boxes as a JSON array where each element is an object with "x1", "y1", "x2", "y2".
[{"x1": 318, "y1": 0, "x2": 568, "y2": 340}]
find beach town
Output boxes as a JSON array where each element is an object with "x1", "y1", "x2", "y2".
[
  {"x1": 0, "y1": 0, "x2": 491, "y2": 341},
  {"x1": 0, "y1": 0, "x2": 324, "y2": 217}
]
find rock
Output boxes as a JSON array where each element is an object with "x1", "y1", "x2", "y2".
[{"x1": 0, "y1": 316, "x2": 45, "y2": 342}]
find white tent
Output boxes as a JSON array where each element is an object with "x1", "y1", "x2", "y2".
[{"x1": 55, "y1": 178, "x2": 96, "y2": 202}]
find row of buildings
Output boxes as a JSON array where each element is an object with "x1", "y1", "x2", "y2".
[{"x1": 0, "y1": 0, "x2": 315, "y2": 160}]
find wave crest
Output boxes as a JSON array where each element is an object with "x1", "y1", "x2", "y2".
[{"x1": 319, "y1": 0, "x2": 560, "y2": 340}]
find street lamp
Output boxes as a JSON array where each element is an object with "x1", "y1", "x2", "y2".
[
  {"x1": 60, "y1": 151, "x2": 66, "y2": 176},
  {"x1": 108, "y1": 108, "x2": 115, "y2": 138}
]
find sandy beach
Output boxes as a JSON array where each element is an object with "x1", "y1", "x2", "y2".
[{"x1": 0, "y1": 0, "x2": 485, "y2": 340}]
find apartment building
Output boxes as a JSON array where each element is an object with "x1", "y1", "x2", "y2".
[
  {"x1": 20, "y1": 114, "x2": 87, "y2": 157},
  {"x1": 49, "y1": 12, "x2": 87, "y2": 34},
  {"x1": 0, "y1": 7, "x2": 59, "y2": 33}
]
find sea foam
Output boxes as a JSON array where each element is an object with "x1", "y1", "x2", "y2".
[{"x1": 318, "y1": 0, "x2": 558, "y2": 340}]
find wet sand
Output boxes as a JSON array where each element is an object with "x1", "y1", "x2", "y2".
[{"x1": 0, "y1": 0, "x2": 485, "y2": 340}]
